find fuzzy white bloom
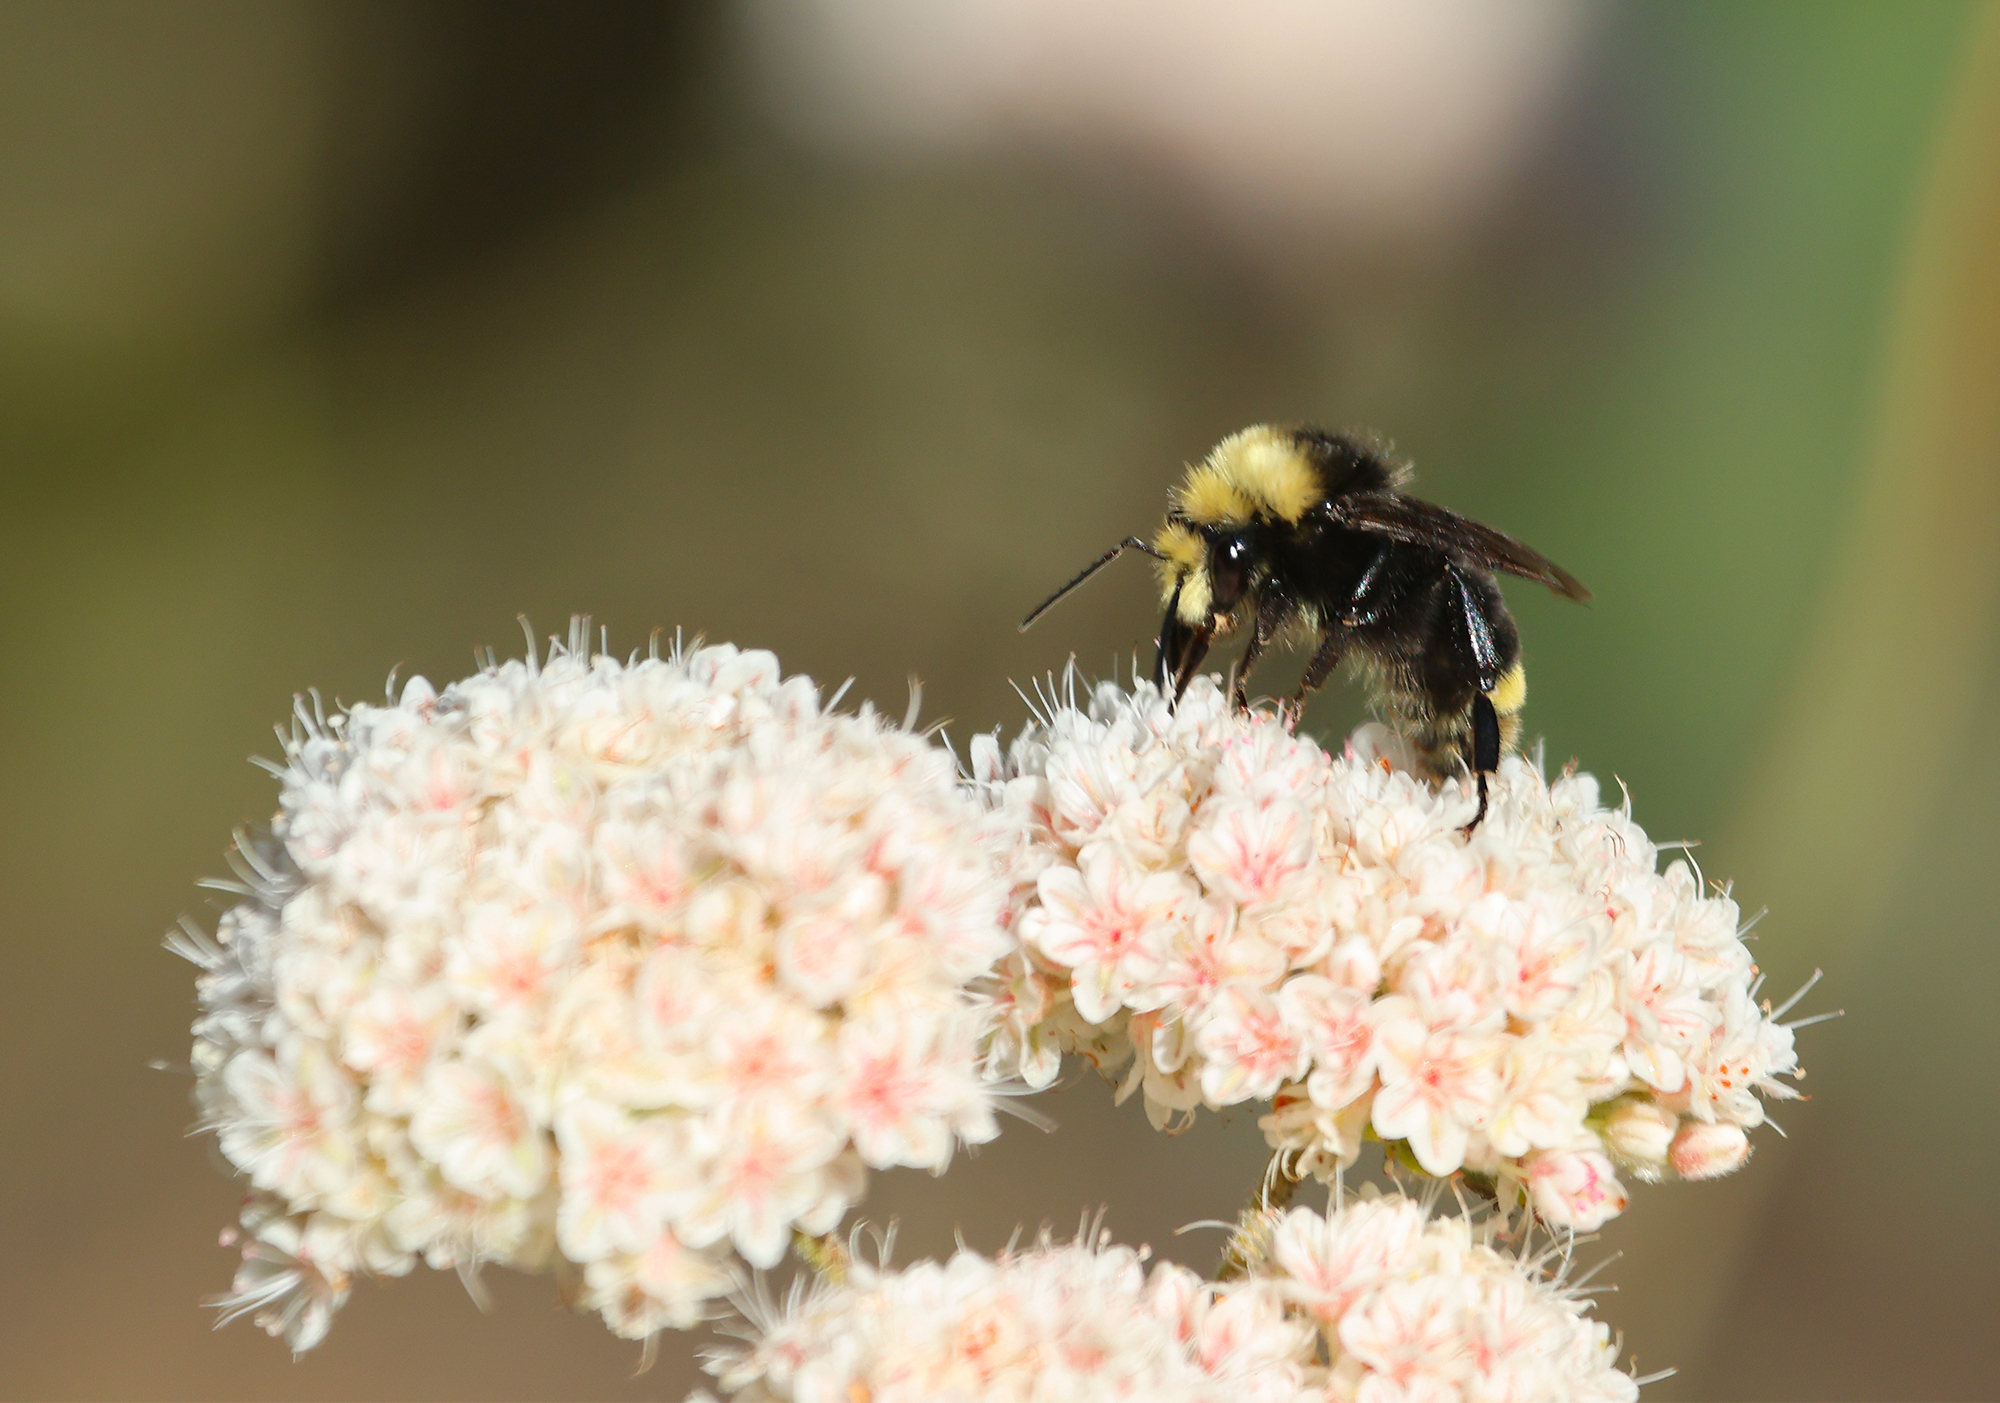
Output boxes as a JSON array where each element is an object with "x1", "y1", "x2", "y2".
[
  {"x1": 705, "y1": 1195, "x2": 1638, "y2": 1403},
  {"x1": 706, "y1": 1229, "x2": 1317, "y2": 1403},
  {"x1": 179, "y1": 629, "x2": 1013, "y2": 1350},
  {"x1": 977, "y1": 674, "x2": 1809, "y2": 1227}
]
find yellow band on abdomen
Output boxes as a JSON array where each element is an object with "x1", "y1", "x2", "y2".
[{"x1": 1486, "y1": 663, "x2": 1527, "y2": 715}]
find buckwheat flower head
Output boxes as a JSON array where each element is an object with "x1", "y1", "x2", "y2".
[
  {"x1": 1245, "y1": 1192, "x2": 1640, "y2": 1402},
  {"x1": 704, "y1": 1228, "x2": 1318, "y2": 1403},
  {"x1": 178, "y1": 629, "x2": 1014, "y2": 1351},
  {"x1": 706, "y1": 1195, "x2": 1638, "y2": 1403},
  {"x1": 976, "y1": 673, "x2": 1812, "y2": 1227}
]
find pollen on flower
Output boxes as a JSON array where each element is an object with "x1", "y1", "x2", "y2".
[
  {"x1": 976, "y1": 672, "x2": 1814, "y2": 1228},
  {"x1": 180, "y1": 625, "x2": 1014, "y2": 1351}
]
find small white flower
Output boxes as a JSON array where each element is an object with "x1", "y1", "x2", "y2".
[
  {"x1": 1267, "y1": 1194, "x2": 1426, "y2": 1326},
  {"x1": 1195, "y1": 984, "x2": 1311, "y2": 1106},
  {"x1": 1335, "y1": 1274, "x2": 1472, "y2": 1393},
  {"x1": 1020, "y1": 843, "x2": 1192, "y2": 1023},
  {"x1": 554, "y1": 1099, "x2": 698, "y2": 1262},
  {"x1": 217, "y1": 1038, "x2": 360, "y2": 1207},
  {"x1": 1617, "y1": 941, "x2": 1714, "y2": 1095},
  {"x1": 584, "y1": 1229, "x2": 735, "y2": 1340},
  {"x1": 833, "y1": 1006, "x2": 993, "y2": 1170},
  {"x1": 409, "y1": 1058, "x2": 550, "y2": 1201},
  {"x1": 183, "y1": 630, "x2": 1014, "y2": 1349},
  {"x1": 1148, "y1": 898, "x2": 1290, "y2": 1018},
  {"x1": 1485, "y1": 1033, "x2": 1589, "y2": 1159},
  {"x1": 340, "y1": 981, "x2": 460, "y2": 1116},
  {"x1": 1392, "y1": 934, "x2": 1507, "y2": 1034},
  {"x1": 1275, "y1": 976, "x2": 1376, "y2": 1112},
  {"x1": 1522, "y1": 1143, "x2": 1630, "y2": 1232},
  {"x1": 978, "y1": 949, "x2": 1064, "y2": 1090},
  {"x1": 444, "y1": 900, "x2": 579, "y2": 1024},
  {"x1": 682, "y1": 1103, "x2": 841, "y2": 1269},
  {"x1": 1187, "y1": 793, "x2": 1317, "y2": 908},
  {"x1": 1368, "y1": 1007, "x2": 1504, "y2": 1173},
  {"x1": 207, "y1": 1204, "x2": 355, "y2": 1355}
]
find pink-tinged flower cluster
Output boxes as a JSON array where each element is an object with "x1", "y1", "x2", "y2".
[
  {"x1": 704, "y1": 1195, "x2": 1637, "y2": 1403},
  {"x1": 977, "y1": 675, "x2": 1807, "y2": 1228},
  {"x1": 704, "y1": 1229, "x2": 1317, "y2": 1403},
  {"x1": 1249, "y1": 1193, "x2": 1639, "y2": 1402},
  {"x1": 179, "y1": 632, "x2": 1012, "y2": 1351}
]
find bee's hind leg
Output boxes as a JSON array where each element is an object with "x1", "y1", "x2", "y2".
[{"x1": 1462, "y1": 692, "x2": 1502, "y2": 834}]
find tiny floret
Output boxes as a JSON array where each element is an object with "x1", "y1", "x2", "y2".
[
  {"x1": 978, "y1": 674, "x2": 1810, "y2": 1227},
  {"x1": 183, "y1": 629, "x2": 1012, "y2": 1349}
]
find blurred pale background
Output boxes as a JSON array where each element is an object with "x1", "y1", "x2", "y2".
[{"x1": 1, "y1": 1, "x2": 1996, "y2": 1397}]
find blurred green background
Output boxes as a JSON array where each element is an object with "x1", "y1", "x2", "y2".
[{"x1": 2, "y1": 1, "x2": 1995, "y2": 1397}]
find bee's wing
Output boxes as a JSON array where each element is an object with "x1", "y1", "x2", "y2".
[{"x1": 1330, "y1": 494, "x2": 1591, "y2": 602}]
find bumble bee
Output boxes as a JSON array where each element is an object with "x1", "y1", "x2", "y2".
[{"x1": 1021, "y1": 425, "x2": 1589, "y2": 829}]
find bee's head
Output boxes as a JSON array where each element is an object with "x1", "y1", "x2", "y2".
[
  {"x1": 1151, "y1": 515, "x2": 1258, "y2": 698},
  {"x1": 1153, "y1": 517, "x2": 1261, "y2": 622}
]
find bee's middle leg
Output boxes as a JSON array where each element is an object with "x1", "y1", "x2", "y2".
[
  {"x1": 1281, "y1": 627, "x2": 1346, "y2": 727},
  {"x1": 1230, "y1": 594, "x2": 1291, "y2": 711}
]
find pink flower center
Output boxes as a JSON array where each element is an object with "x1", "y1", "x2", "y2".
[
  {"x1": 729, "y1": 1134, "x2": 787, "y2": 1200},
  {"x1": 471, "y1": 1084, "x2": 523, "y2": 1148},
  {"x1": 380, "y1": 1018, "x2": 431, "y2": 1070},
  {"x1": 729, "y1": 1033, "x2": 795, "y2": 1092},
  {"x1": 586, "y1": 1140, "x2": 650, "y2": 1211},
  {"x1": 850, "y1": 1054, "x2": 921, "y2": 1129},
  {"x1": 1233, "y1": 1008, "x2": 1296, "y2": 1078},
  {"x1": 279, "y1": 1089, "x2": 322, "y2": 1140}
]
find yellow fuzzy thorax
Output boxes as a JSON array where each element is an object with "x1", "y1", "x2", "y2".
[{"x1": 1172, "y1": 425, "x2": 1320, "y2": 527}]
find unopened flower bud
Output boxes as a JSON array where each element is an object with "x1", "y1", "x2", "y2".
[
  {"x1": 1670, "y1": 1120, "x2": 1751, "y2": 1180},
  {"x1": 1597, "y1": 1097, "x2": 1678, "y2": 1182},
  {"x1": 1525, "y1": 1145, "x2": 1630, "y2": 1231}
]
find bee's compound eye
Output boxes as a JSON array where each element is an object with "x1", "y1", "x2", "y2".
[{"x1": 1209, "y1": 532, "x2": 1254, "y2": 611}]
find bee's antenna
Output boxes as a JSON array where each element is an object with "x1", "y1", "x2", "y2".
[{"x1": 1020, "y1": 537, "x2": 1166, "y2": 632}]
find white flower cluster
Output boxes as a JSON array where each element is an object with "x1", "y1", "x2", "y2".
[
  {"x1": 181, "y1": 634, "x2": 1012, "y2": 1351},
  {"x1": 977, "y1": 675, "x2": 1803, "y2": 1229},
  {"x1": 1250, "y1": 1193, "x2": 1638, "y2": 1402},
  {"x1": 705, "y1": 1229, "x2": 1314, "y2": 1403},
  {"x1": 704, "y1": 1195, "x2": 1636, "y2": 1403}
]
